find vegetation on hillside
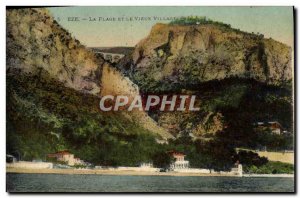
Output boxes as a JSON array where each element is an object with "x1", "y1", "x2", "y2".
[
  {"x1": 169, "y1": 16, "x2": 263, "y2": 37},
  {"x1": 244, "y1": 161, "x2": 294, "y2": 174},
  {"x1": 170, "y1": 16, "x2": 232, "y2": 28},
  {"x1": 6, "y1": 68, "x2": 293, "y2": 173},
  {"x1": 165, "y1": 135, "x2": 293, "y2": 174},
  {"x1": 234, "y1": 150, "x2": 293, "y2": 174},
  {"x1": 6, "y1": 68, "x2": 163, "y2": 166},
  {"x1": 6, "y1": 9, "x2": 293, "y2": 173},
  {"x1": 140, "y1": 77, "x2": 293, "y2": 150}
]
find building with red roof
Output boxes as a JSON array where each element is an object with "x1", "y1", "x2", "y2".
[
  {"x1": 168, "y1": 150, "x2": 189, "y2": 170},
  {"x1": 47, "y1": 150, "x2": 84, "y2": 166}
]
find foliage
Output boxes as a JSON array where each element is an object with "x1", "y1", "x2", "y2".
[
  {"x1": 192, "y1": 139, "x2": 236, "y2": 171},
  {"x1": 234, "y1": 150, "x2": 293, "y2": 174},
  {"x1": 169, "y1": 16, "x2": 231, "y2": 29},
  {"x1": 166, "y1": 135, "x2": 292, "y2": 173},
  {"x1": 193, "y1": 78, "x2": 294, "y2": 150},
  {"x1": 6, "y1": 68, "x2": 293, "y2": 171},
  {"x1": 72, "y1": 164, "x2": 87, "y2": 169},
  {"x1": 166, "y1": 133, "x2": 235, "y2": 171},
  {"x1": 6, "y1": 69, "x2": 161, "y2": 166},
  {"x1": 255, "y1": 130, "x2": 293, "y2": 151},
  {"x1": 244, "y1": 161, "x2": 294, "y2": 174},
  {"x1": 143, "y1": 77, "x2": 293, "y2": 151},
  {"x1": 152, "y1": 151, "x2": 174, "y2": 169},
  {"x1": 234, "y1": 150, "x2": 268, "y2": 167}
]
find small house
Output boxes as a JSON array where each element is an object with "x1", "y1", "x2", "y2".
[
  {"x1": 47, "y1": 150, "x2": 83, "y2": 166},
  {"x1": 168, "y1": 151, "x2": 189, "y2": 170},
  {"x1": 255, "y1": 121, "x2": 284, "y2": 135}
]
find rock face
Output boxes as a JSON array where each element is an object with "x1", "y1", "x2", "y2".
[
  {"x1": 100, "y1": 64, "x2": 174, "y2": 140},
  {"x1": 6, "y1": 8, "x2": 106, "y2": 95},
  {"x1": 116, "y1": 23, "x2": 293, "y2": 138},
  {"x1": 101, "y1": 64, "x2": 140, "y2": 99},
  {"x1": 120, "y1": 23, "x2": 292, "y2": 91},
  {"x1": 6, "y1": 8, "x2": 173, "y2": 140}
]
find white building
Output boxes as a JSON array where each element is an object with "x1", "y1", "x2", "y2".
[
  {"x1": 139, "y1": 162, "x2": 153, "y2": 168},
  {"x1": 168, "y1": 151, "x2": 189, "y2": 170}
]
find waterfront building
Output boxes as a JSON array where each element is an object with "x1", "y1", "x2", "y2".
[
  {"x1": 139, "y1": 162, "x2": 153, "y2": 168},
  {"x1": 168, "y1": 151, "x2": 189, "y2": 170},
  {"x1": 6, "y1": 154, "x2": 17, "y2": 163},
  {"x1": 47, "y1": 150, "x2": 85, "y2": 166}
]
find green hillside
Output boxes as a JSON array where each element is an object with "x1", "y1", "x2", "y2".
[{"x1": 6, "y1": 68, "x2": 162, "y2": 166}]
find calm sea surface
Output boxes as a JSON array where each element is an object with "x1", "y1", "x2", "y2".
[{"x1": 6, "y1": 173, "x2": 294, "y2": 192}]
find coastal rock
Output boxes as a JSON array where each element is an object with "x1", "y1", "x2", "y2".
[
  {"x1": 120, "y1": 23, "x2": 292, "y2": 89},
  {"x1": 6, "y1": 8, "x2": 173, "y2": 140},
  {"x1": 6, "y1": 8, "x2": 105, "y2": 95},
  {"x1": 116, "y1": 22, "x2": 293, "y2": 137}
]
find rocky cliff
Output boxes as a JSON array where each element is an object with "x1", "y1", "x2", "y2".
[
  {"x1": 7, "y1": 8, "x2": 173, "y2": 139},
  {"x1": 116, "y1": 22, "x2": 293, "y2": 138},
  {"x1": 7, "y1": 8, "x2": 106, "y2": 95},
  {"x1": 6, "y1": 7, "x2": 173, "y2": 157},
  {"x1": 119, "y1": 23, "x2": 292, "y2": 92},
  {"x1": 101, "y1": 64, "x2": 174, "y2": 139}
]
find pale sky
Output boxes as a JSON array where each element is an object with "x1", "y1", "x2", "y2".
[{"x1": 48, "y1": 6, "x2": 294, "y2": 47}]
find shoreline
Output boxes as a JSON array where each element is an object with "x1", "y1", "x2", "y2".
[
  {"x1": 243, "y1": 174, "x2": 294, "y2": 178},
  {"x1": 6, "y1": 168, "x2": 294, "y2": 178},
  {"x1": 6, "y1": 168, "x2": 233, "y2": 177}
]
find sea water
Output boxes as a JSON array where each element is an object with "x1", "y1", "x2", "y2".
[{"x1": 6, "y1": 173, "x2": 294, "y2": 192}]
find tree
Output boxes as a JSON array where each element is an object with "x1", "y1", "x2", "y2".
[
  {"x1": 193, "y1": 139, "x2": 236, "y2": 171},
  {"x1": 234, "y1": 150, "x2": 268, "y2": 167},
  {"x1": 152, "y1": 151, "x2": 174, "y2": 169}
]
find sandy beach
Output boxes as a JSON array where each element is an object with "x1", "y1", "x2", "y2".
[
  {"x1": 7, "y1": 167, "x2": 240, "y2": 177},
  {"x1": 6, "y1": 168, "x2": 294, "y2": 178}
]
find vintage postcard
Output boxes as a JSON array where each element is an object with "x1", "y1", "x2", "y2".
[{"x1": 6, "y1": 6, "x2": 294, "y2": 192}]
